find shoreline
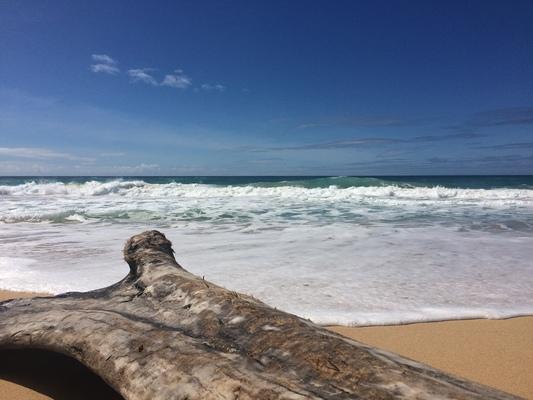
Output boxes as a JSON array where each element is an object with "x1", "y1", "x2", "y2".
[
  {"x1": 323, "y1": 312, "x2": 533, "y2": 328},
  {"x1": 1, "y1": 290, "x2": 532, "y2": 399}
]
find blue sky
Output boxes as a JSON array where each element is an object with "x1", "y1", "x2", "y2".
[{"x1": 1, "y1": 0, "x2": 532, "y2": 175}]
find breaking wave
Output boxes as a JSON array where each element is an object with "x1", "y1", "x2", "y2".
[
  {"x1": 1, "y1": 176, "x2": 533, "y2": 325},
  {"x1": 1, "y1": 179, "x2": 533, "y2": 201}
]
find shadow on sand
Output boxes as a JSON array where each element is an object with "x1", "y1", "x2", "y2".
[{"x1": 0, "y1": 348, "x2": 123, "y2": 399}]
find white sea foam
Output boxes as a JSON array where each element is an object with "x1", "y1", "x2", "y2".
[
  {"x1": 1, "y1": 180, "x2": 532, "y2": 226},
  {"x1": 1, "y1": 221, "x2": 532, "y2": 326},
  {"x1": 1, "y1": 179, "x2": 533, "y2": 202},
  {"x1": 1, "y1": 179, "x2": 532, "y2": 326}
]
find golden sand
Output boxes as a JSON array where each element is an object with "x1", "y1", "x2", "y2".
[
  {"x1": 329, "y1": 318, "x2": 533, "y2": 399},
  {"x1": 0, "y1": 290, "x2": 47, "y2": 302}
]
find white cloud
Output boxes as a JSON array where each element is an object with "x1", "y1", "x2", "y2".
[
  {"x1": 90, "y1": 54, "x2": 119, "y2": 75},
  {"x1": 127, "y1": 68, "x2": 158, "y2": 85},
  {"x1": 161, "y1": 69, "x2": 192, "y2": 89},
  {"x1": 99, "y1": 152, "x2": 125, "y2": 157},
  {"x1": 90, "y1": 64, "x2": 120, "y2": 74},
  {"x1": 0, "y1": 147, "x2": 93, "y2": 161},
  {"x1": 103, "y1": 163, "x2": 160, "y2": 174},
  {"x1": 91, "y1": 54, "x2": 117, "y2": 64},
  {"x1": 200, "y1": 83, "x2": 225, "y2": 92},
  {"x1": 88, "y1": 56, "x2": 226, "y2": 96},
  {"x1": 132, "y1": 163, "x2": 159, "y2": 171},
  {"x1": 0, "y1": 160, "x2": 47, "y2": 175},
  {"x1": 89, "y1": 59, "x2": 213, "y2": 93}
]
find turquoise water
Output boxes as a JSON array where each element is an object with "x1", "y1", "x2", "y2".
[{"x1": 1, "y1": 175, "x2": 533, "y2": 189}]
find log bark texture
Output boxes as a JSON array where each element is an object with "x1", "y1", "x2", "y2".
[{"x1": 0, "y1": 230, "x2": 522, "y2": 399}]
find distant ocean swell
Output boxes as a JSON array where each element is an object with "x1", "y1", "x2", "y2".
[{"x1": 0, "y1": 176, "x2": 532, "y2": 326}]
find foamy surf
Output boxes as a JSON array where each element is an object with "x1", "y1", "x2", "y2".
[{"x1": 0, "y1": 176, "x2": 532, "y2": 326}]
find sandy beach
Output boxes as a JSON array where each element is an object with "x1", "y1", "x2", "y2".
[
  {"x1": 329, "y1": 319, "x2": 533, "y2": 399},
  {"x1": 1, "y1": 290, "x2": 531, "y2": 399},
  {"x1": 0, "y1": 290, "x2": 48, "y2": 302}
]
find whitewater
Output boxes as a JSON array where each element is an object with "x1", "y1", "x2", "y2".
[{"x1": 1, "y1": 176, "x2": 532, "y2": 326}]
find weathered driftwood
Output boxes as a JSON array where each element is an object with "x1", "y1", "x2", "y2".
[{"x1": 0, "y1": 231, "x2": 521, "y2": 400}]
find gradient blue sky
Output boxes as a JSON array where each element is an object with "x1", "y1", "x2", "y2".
[{"x1": 1, "y1": 0, "x2": 532, "y2": 175}]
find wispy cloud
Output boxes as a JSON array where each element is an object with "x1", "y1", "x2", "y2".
[
  {"x1": 446, "y1": 107, "x2": 533, "y2": 133},
  {"x1": 127, "y1": 68, "x2": 158, "y2": 85},
  {"x1": 104, "y1": 163, "x2": 161, "y2": 174},
  {"x1": 90, "y1": 54, "x2": 119, "y2": 75},
  {"x1": 0, "y1": 160, "x2": 164, "y2": 176},
  {"x1": 89, "y1": 54, "x2": 216, "y2": 92},
  {"x1": 161, "y1": 69, "x2": 192, "y2": 89},
  {"x1": 0, "y1": 89, "x2": 234, "y2": 155},
  {"x1": 412, "y1": 132, "x2": 483, "y2": 143},
  {"x1": 0, "y1": 147, "x2": 93, "y2": 161},
  {"x1": 296, "y1": 116, "x2": 419, "y2": 130},
  {"x1": 127, "y1": 68, "x2": 192, "y2": 89},
  {"x1": 474, "y1": 142, "x2": 533, "y2": 150},
  {"x1": 89, "y1": 57, "x2": 216, "y2": 92},
  {"x1": 90, "y1": 64, "x2": 120, "y2": 74},
  {"x1": 263, "y1": 132, "x2": 484, "y2": 151},
  {"x1": 270, "y1": 138, "x2": 399, "y2": 151},
  {"x1": 344, "y1": 158, "x2": 411, "y2": 168},
  {"x1": 343, "y1": 153, "x2": 533, "y2": 174},
  {"x1": 339, "y1": 153, "x2": 533, "y2": 175},
  {"x1": 199, "y1": 83, "x2": 225, "y2": 92},
  {"x1": 299, "y1": 108, "x2": 533, "y2": 138},
  {"x1": 428, "y1": 154, "x2": 533, "y2": 164},
  {"x1": 91, "y1": 54, "x2": 115, "y2": 64},
  {"x1": 470, "y1": 107, "x2": 533, "y2": 127}
]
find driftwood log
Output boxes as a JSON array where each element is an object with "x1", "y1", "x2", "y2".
[{"x1": 0, "y1": 230, "x2": 521, "y2": 400}]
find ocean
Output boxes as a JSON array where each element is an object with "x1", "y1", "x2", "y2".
[{"x1": 1, "y1": 175, "x2": 532, "y2": 326}]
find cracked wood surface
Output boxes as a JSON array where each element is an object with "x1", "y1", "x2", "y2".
[{"x1": 0, "y1": 230, "x2": 523, "y2": 400}]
